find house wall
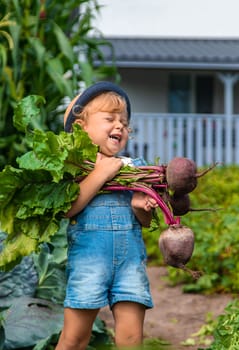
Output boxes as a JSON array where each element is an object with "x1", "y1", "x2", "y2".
[
  {"x1": 118, "y1": 68, "x2": 239, "y2": 115},
  {"x1": 119, "y1": 68, "x2": 168, "y2": 113}
]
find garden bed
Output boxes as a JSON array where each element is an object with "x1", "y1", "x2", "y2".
[{"x1": 99, "y1": 267, "x2": 233, "y2": 350}]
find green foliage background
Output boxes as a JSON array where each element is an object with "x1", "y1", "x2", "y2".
[
  {"x1": 143, "y1": 164, "x2": 239, "y2": 294},
  {"x1": 204, "y1": 299, "x2": 239, "y2": 350},
  {"x1": 0, "y1": 0, "x2": 117, "y2": 168}
]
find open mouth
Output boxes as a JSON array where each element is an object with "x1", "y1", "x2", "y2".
[{"x1": 109, "y1": 134, "x2": 121, "y2": 142}]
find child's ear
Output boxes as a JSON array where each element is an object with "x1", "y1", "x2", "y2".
[{"x1": 74, "y1": 119, "x2": 85, "y2": 128}]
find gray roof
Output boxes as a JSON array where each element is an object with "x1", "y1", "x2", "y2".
[{"x1": 95, "y1": 37, "x2": 239, "y2": 71}]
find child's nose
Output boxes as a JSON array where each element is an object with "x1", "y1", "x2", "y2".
[{"x1": 115, "y1": 120, "x2": 124, "y2": 129}]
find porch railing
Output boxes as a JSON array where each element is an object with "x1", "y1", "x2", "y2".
[{"x1": 125, "y1": 113, "x2": 239, "y2": 166}]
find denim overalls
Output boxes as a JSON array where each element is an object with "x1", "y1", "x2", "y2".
[{"x1": 64, "y1": 158, "x2": 153, "y2": 309}]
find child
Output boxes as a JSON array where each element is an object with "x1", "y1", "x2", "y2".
[{"x1": 56, "y1": 81, "x2": 158, "y2": 350}]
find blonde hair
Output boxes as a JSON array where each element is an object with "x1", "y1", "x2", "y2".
[{"x1": 64, "y1": 91, "x2": 128, "y2": 128}]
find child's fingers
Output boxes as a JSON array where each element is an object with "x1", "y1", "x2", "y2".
[{"x1": 146, "y1": 197, "x2": 158, "y2": 209}]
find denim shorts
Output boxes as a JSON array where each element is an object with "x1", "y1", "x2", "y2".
[{"x1": 64, "y1": 191, "x2": 153, "y2": 310}]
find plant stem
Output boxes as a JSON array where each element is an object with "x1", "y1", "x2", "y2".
[{"x1": 103, "y1": 183, "x2": 179, "y2": 225}]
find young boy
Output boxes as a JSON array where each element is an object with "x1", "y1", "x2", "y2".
[{"x1": 56, "y1": 81, "x2": 157, "y2": 350}]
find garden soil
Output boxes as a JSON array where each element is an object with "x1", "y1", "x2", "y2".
[{"x1": 99, "y1": 266, "x2": 233, "y2": 350}]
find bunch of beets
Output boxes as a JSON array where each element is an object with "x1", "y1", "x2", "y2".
[{"x1": 80, "y1": 156, "x2": 215, "y2": 278}]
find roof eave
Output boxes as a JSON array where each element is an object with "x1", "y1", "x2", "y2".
[{"x1": 95, "y1": 60, "x2": 239, "y2": 71}]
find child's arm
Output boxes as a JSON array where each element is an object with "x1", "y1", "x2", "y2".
[
  {"x1": 66, "y1": 153, "x2": 123, "y2": 218},
  {"x1": 131, "y1": 192, "x2": 158, "y2": 227}
]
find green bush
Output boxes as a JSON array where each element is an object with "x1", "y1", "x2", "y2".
[
  {"x1": 204, "y1": 299, "x2": 239, "y2": 350},
  {"x1": 0, "y1": 0, "x2": 117, "y2": 168},
  {"x1": 143, "y1": 165, "x2": 239, "y2": 293}
]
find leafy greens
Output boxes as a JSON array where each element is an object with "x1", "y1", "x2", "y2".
[{"x1": 0, "y1": 95, "x2": 98, "y2": 270}]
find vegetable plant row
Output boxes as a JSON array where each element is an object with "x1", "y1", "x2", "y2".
[{"x1": 0, "y1": 95, "x2": 215, "y2": 273}]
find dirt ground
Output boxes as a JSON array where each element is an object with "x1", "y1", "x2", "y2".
[{"x1": 99, "y1": 266, "x2": 233, "y2": 350}]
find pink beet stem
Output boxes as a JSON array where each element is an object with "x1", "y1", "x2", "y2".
[
  {"x1": 103, "y1": 183, "x2": 179, "y2": 225},
  {"x1": 74, "y1": 160, "x2": 179, "y2": 225}
]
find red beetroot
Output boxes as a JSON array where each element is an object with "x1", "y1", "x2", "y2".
[
  {"x1": 166, "y1": 157, "x2": 198, "y2": 195},
  {"x1": 168, "y1": 193, "x2": 218, "y2": 216},
  {"x1": 158, "y1": 224, "x2": 202, "y2": 279},
  {"x1": 168, "y1": 193, "x2": 191, "y2": 216},
  {"x1": 166, "y1": 157, "x2": 218, "y2": 196}
]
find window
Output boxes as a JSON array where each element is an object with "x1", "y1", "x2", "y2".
[
  {"x1": 195, "y1": 76, "x2": 213, "y2": 113},
  {"x1": 168, "y1": 74, "x2": 191, "y2": 113},
  {"x1": 168, "y1": 74, "x2": 214, "y2": 113}
]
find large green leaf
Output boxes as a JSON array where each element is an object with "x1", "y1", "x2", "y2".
[
  {"x1": 13, "y1": 95, "x2": 46, "y2": 132},
  {"x1": 17, "y1": 130, "x2": 69, "y2": 182},
  {"x1": 0, "y1": 44, "x2": 7, "y2": 69},
  {"x1": 48, "y1": 218, "x2": 69, "y2": 263},
  {"x1": 28, "y1": 37, "x2": 47, "y2": 68},
  {"x1": 0, "y1": 250, "x2": 37, "y2": 308},
  {"x1": 0, "y1": 164, "x2": 79, "y2": 270},
  {"x1": 33, "y1": 245, "x2": 66, "y2": 304},
  {"x1": 16, "y1": 128, "x2": 97, "y2": 181},
  {"x1": 53, "y1": 23, "x2": 75, "y2": 64},
  {"x1": 46, "y1": 57, "x2": 74, "y2": 97},
  {"x1": 2, "y1": 296, "x2": 63, "y2": 349},
  {"x1": 79, "y1": 60, "x2": 95, "y2": 86},
  {"x1": 32, "y1": 334, "x2": 60, "y2": 350},
  {"x1": 0, "y1": 233, "x2": 38, "y2": 270},
  {"x1": 0, "y1": 96, "x2": 97, "y2": 270},
  {"x1": 0, "y1": 165, "x2": 25, "y2": 207}
]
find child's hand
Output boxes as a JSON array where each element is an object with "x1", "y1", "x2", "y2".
[
  {"x1": 131, "y1": 192, "x2": 158, "y2": 212},
  {"x1": 131, "y1": 192, "x2": 158, "y2": 227},
  {"x1": 93, "y1": 152, "x2": 124, "y2": 182},
  {"x1": 66, "y1": 153, "x2": 124, "y2": 217}
]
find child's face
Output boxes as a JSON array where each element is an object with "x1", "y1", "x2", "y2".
[{"x1": 77, "y1": 110, "x2": 129, "y2": 156}]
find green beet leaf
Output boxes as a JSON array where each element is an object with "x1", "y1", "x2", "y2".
[
  {"x1": 17, "y1": 124, "x2": 97, "y2": 183},
  {"x1": 13, "y1": 95, "x2": 46, "y2": 133},
  {"x1": 0, "y1": 95, "x2": 98, "y2": 271},
  {"x1": 0, "y1": 234, "x2": 38, "y2": 270},
  {"x1": 0, "y1": 169, "x2": 80, "y2": 270},
  {"x1": 0, "y1": 166, "x2": 26, "y2": 208},
  {"x1": 16, "y1": 130, "x2": 69, "y2": 183}
]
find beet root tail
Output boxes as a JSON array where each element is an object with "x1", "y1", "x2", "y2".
[
  {"x1": 196, "y1": 162, "x2": 220, "y2": 178},
  {"x1": 178, "y1": 263, "x2": 203, "y2": 280}
]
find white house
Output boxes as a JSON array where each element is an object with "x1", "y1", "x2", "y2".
[{"x1": 92, "y1": 0, "x2": 239, "y2": 166}]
